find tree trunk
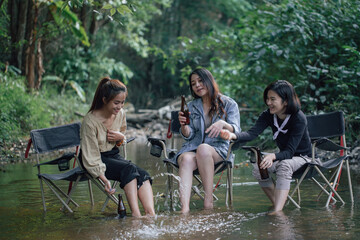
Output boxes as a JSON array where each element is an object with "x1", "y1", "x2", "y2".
[
  {"x1": 16, "y1": 0, "x2": 29, "y2": 71},
  {"x1": 25, "y1": 0, "x2": 38, "y2": 90}
]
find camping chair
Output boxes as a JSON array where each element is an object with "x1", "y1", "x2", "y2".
[
  {"x1": 148, "y1": 111, "x2": 239, "y2": 209},
  {"x1": 24, "y1": 122, "x2": 92, "y2": 213},
  {"x1": 287, "y1": 111, "x2": 353, "y2": 208},
  {"x1": 242, "y1": 111, "x2": 353, "y2": 209}
]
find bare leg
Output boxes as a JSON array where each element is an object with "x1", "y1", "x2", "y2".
[
  {"x1": 261, "y1": 185, "x2": 276, "y2": 207},
  {"x1": 123, "y1": 179, "x2": 141, "y2": 217},
  {"x1": 273, "y1": 189, "x2": 289, "y2": 212},
  {"x1": 138, "y1": 180, "x2": 156, "y2": 217},
  {"x1": 196, "y1": 144, "x2": 223, "y2": 209},
  {"x1": 178, "y1": 152, "x2": 197, "y2": 214}
]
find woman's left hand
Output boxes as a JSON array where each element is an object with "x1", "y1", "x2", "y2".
[
  {"x1": 205, "y1": 120, "x2": 225, "y2": 138},
  {"x1": 260, "y1": 153, "x2": 276, "y2": 169}
]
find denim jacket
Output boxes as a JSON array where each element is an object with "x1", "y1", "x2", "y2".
[{"x1": 173, "y1": 94, "x2": 241, "y2": 167}]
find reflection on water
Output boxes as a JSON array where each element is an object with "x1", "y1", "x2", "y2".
[{"x1": 0, "y1": 139, "x2": 359, "y2": 240}]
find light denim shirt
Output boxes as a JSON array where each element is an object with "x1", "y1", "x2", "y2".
[{"x1": 173, "y1": 94, "x2": 241, "y2": 167}]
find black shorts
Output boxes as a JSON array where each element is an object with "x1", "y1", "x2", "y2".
[
  {"x1": 79, "y1": 147, "x2": 152, "y2": 189},
  {"x1": 101, "y1": 147, "x2": 152, "y2": 189}
]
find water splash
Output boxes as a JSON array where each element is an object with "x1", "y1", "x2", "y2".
[{"x1": 113, "y1": 211, "x2": 260, "y2": 240}]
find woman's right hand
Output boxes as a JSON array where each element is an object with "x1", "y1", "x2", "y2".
[
  {"x1": 178, "y1": 111, "x2": 189, "y2": 126},
  {"x1": 99, "y1": 175, "x2": 116, "y2": 194},
  {"x1": 179, "y1": 111, "x2": 190, "y2": 137}
]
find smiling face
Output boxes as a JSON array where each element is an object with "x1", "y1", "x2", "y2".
[
  {"x1": 103, "y1": 91, "x2": 126, "y2": 115},
  {"x1": 190, "y1": 73, "x2": 208, "y2": 98},
  {"x1": 266, "y1": 90, "x2": 287, "y2": 117}
]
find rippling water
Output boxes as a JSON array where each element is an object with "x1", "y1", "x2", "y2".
[{"x1": 0, "y1": 138, "x2": 359, "y2": 240}]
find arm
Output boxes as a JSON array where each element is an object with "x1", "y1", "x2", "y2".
[
  {"x1": 206, "y1": 97, "x2": 241, "y2": 138},
  {"x1": 81, "y1": 122, "x2": 114, "y2": 194}
]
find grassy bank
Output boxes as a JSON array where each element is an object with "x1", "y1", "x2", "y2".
[{"x1": 0, "y1": 72, "x2": 88, "y2": 163}]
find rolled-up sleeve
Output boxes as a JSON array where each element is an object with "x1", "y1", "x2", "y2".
[
  {"x1": 226, "y1": 99, "x2": 241, "y2": 136},
  {"x1": 80, "y1": 123, "x2": 106, "y2": 178}
]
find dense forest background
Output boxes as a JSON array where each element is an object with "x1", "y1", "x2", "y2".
[{"x1": 0, "y1": 0, "x2": 359, "y2": 151}]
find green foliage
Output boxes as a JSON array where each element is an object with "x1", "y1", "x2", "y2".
[
  {"x1": 0, "y1": 72, "x2": 88, "y2": 143},
  {"x1": 233, "y1": 0, "x2": 360, "y2": 143},
  {"x1": 50, "y1": 1, "x2": 90, "y2": 47},
  {"x1": 0, "y1": 73, "x2": 52, "y2": 142}
]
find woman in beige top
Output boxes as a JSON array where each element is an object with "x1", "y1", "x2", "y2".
[{"x1": 80, "y1": 77, "x2": 155, "y2": 217}]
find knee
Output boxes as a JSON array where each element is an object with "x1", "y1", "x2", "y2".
[
  {"x1": 196, "y1": 144, "x2": 212, "y2": 160},
  {"x1": 178, "y1": 155, "x2": 196, "y2": 169},
  {"x1": 276, "y1": 161, "x2": 292, "y2": 179}
]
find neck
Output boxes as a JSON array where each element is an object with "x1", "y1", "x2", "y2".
[
  {"x1": 276, "y1": 113, "x2": 287, "y2": 120},
  {"x1": 94, "y1": 108, "x2": 113, "y2": 119}
]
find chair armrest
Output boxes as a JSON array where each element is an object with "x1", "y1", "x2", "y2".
[
  {"x1": 148, "y1": 137, "x2": 167, "y2": 158},
  {"x1": 313, "y1": 137, "x2": 348, "y2": 152},
  {"x1": 33, "y1": 152, "x2": 75, "y2": 171},
  {"x1": 241, "y1": 146, "x2": 260, "y2": 164}
]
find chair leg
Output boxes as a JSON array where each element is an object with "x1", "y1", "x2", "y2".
[
  {"x1": 166, "y1": 163, "x2": 174, "y2": 210},
  {"x1": 101, "y1": 181, "x2": 118, "y2": 212},
  {"x1": 311, "y1": 177, "x2": 337, "y2": 203},
  {"x1": 316, "y1": 167, "x2": 338, "y2": 200},
  {"x1": 288, "y1": 165, "x2": 311, "y2": 208},
  {"x1": 226, "y1": 165, "x2": 233, "y2": 207},
  {"x1": 346, "y1": 159, "x2": 354, "y2": 203},
  {"x1": 314, "y1": 165, "x2": 345, "y2": 206},
  {"x1": 62, "y1": 176, "x2": 82, "y2": 211},
  {"x1": 90, "y1": 177, "x2": 119, "y2": 205},
  {"x1": 88, "y1": 180, "x2": 94, "y2": 206},
  {"x1": 42, "y1": 179, "x2": 74, "y2": 213},
  {"x1": 39, "y1": 178, "x2": 47, "y2": 212}
]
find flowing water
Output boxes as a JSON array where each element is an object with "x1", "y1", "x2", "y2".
[{"x1": 0, "y1": 138, "x2": 359, "y2": 240}]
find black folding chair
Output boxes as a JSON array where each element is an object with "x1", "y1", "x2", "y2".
[
  {"x1": 287, "y1": 111, "x2": 354, "y2": 208},
  {"x1": 25, "y1": 122, "x2": 93, "y2": 213},
  {"x1": 148, "y1": 111, "x2": 239, "y2": 209},
  {"x1": 242, "y1": 111, "x2": 354, "y2": 208}
]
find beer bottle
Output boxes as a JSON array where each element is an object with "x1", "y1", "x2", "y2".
[
  {"x1": 181, "y1": 95, "x2": 190, "y2": 125},
  {"x1": 117, "y1": 194, "x2": 127, "y2": 218},
  {"x1": 242, "y1": 146, "x2": 269, "y2": 179},
  {"x1": 255, "y1": 148, "x2": 269, "y2": 179}
]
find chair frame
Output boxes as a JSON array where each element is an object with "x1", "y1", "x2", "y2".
[
  {"x1": 25, "y1": 122, "x2": 93, "y2": 213},
  {"x1": 148, "y1": 111, "x2": 237, "y2": 209},
  {"x1": 287, "y1": 112, "x2": 353, "y2": 208}
]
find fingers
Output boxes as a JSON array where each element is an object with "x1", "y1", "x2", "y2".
[
  {"x1": 178, "y1": 112, "x2": 186, "y2": 125},
  {"x1": 260, "y1": 158, "x2": 273, "y2": 169}
]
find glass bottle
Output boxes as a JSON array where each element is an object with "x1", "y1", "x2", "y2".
[
  {"x1": 255, "y1": 148, "x2": 269, "y2": 179},
  {"x1": 117, "y1": 194, "x2": 126, "y2": 218},
  {"x1": 181, "y1": 95, "x2": 190, "y2": 125}
]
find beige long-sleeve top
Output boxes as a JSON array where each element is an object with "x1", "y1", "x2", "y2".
[{"x1": 80, "y1": 109, "x2": 127, "y2": 178}]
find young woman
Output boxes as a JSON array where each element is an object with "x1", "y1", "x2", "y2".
[
  {"x1": 176, "y1": 68, "x2": 241, "y2": 213},
  {"x1": 220, "y1": 80, "x2": 312, "y2": 213},
  {"x1": 80, "y1": 77, "x2": 155, "y2": 217}
]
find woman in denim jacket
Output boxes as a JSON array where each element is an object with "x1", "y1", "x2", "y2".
[{"x1": 175, "y1": 68, "x2": 240, "y2": 213}]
